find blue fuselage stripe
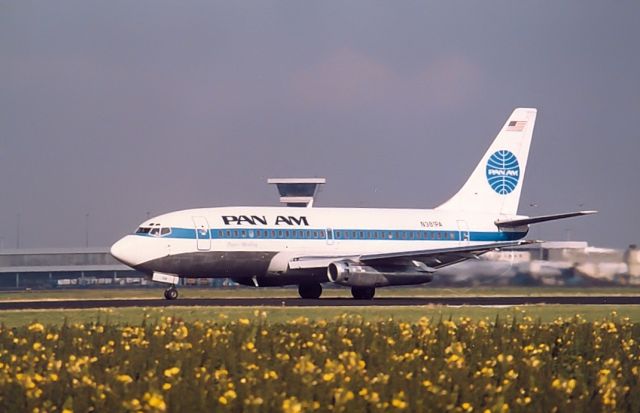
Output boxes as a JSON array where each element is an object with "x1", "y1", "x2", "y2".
[{"x1": 136, "y1": 227, "x2": 527, "y2": 242}]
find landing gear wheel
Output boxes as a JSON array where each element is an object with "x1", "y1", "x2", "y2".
[
  {"x1": 164, "y1": 286, "x2": 178, "y2": 300},
  {"x1": 298, "y1": 283, "x2": 323, "y2": 299},
  {"x1": 351, "y1": 287, "x2": 375, "y2": 300}
]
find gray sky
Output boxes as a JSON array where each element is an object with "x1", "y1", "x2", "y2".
[{"x1": 1, "y1": 1, "x2": 639, "y2": 249}]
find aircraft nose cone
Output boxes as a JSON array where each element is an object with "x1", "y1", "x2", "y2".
[{"x1": 110, "y1": 236, "x2": 139, "y2": 267}]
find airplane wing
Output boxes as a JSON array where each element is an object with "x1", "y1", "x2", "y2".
[{"x1": 288, "y1": 240, "x2": 535, "y2": 271}]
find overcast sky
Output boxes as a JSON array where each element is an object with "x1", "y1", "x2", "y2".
[{"x1": 1, "y1": 1, "x2": 639, "y2": 249}]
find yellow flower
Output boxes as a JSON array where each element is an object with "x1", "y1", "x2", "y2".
[
  {"x1": 481, "y1": 367, "x2": 494, "y2": 377},
  {"x1": 144, "y1": 392, "x2": 166, "y2": 411},
  {"x1": 28, "y1": 323, "x2": 45, "y2": 333},
  {"x1": 391, "y1": 398, "x2": 407, "y2": 409},
  {"x1": 116, "y1": 374, "x2": 133, "y2": 384},
  {"x1": 323, "y1": 372, "x2": 335, "y2": 382},
  {"x1": 282, "y1": 397, "x2": 302, "y2": 413},
  {"x1": 173, "y1": 325, "x2": 189, "y2": 340},
  {"x1": 162, "y1": 383, "x2": 172, "y2": 390},
  {"x1": 163, "y1": 367, "x2": 180, "y2": 378}
]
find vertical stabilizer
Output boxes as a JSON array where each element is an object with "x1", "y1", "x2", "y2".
[{"x1": 436, "y1": 108, "x2": 537, "y2": 215}]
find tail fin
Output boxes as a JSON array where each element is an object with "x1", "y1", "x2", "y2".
[{"x1": 436, "y1": 108, "x2": 537, "y2": 215}]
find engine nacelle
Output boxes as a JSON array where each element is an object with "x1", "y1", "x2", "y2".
[{"x1": 327, "y1": 260, "x2": 433, "y2": 287}]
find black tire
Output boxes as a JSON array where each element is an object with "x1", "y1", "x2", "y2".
[
  {"x1": 164, "y1": 287, "x2": 178, "y2": 300},
  {"x1": 351, "y1": 286, "x2": 375, "y2": 300},
  {"x1": 298, "y1": 283, "x2": 322, "y2": 299}
]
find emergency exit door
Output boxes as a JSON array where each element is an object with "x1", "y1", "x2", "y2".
[{"x1": 457, "y1": 220, "x2": 470, "y2": 246}]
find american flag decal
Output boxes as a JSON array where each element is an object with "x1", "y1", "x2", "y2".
[{"x1": 506, "y1": 120, "x2": 527, "y2": 132}]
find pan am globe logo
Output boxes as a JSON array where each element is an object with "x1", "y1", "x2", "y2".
[{"x1": 486, "y1": 150, "x2": 520, "y2": 195}]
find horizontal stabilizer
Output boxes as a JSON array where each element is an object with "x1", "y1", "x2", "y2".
[{"x1": 495, "y1": 210, "x2": 597, "y2": 228}]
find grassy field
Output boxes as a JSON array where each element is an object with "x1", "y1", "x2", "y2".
[
  {"x1": 1, "y1": 305, "x2": 640, "y2": 328},
  {"x1": 2, "y1": 285, "x2": 640, "y2": 301},
  {"x1": 1, "y1": 287, "x2": 640, "y2": 328}
]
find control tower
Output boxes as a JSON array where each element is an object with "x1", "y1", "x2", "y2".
[{"x1": 267, "y1": 178, "x2": 326, "y2": 207}]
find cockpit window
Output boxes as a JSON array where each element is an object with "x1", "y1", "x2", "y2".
[{"x1": 136, "y1": 225, "x2": 171, "y2": 237}]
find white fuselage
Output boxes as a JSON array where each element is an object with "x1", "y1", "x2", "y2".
[{"x1": 110, "y1": 206, "x2": 527, "y2": 284}]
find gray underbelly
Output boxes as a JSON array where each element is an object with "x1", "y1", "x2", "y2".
[{"x1": 137, "y1": 251, "x2": 278, "y2": 278}]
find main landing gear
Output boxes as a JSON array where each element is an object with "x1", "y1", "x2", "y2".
[
  {"x1": 164, "y1": 285, "x2": 178, "y2": 300},
  {"x1": 298, "y1": 283, "x2": 323, "y2": 299},
  {"x1": 351, "y1": 286, "x2": 375, "y2": 300}
]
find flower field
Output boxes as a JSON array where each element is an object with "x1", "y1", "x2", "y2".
[{"x1": 1, "y1": 312, "x2": 639, "y2": 412}]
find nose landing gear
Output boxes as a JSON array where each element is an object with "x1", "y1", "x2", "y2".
[{"x1": 164, "y1": 286, "x2": 179, "y2": 300}]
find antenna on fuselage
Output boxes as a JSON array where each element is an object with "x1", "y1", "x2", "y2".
[{"x1": 267, "y1": 178, "x2": 326, "y2": 207}]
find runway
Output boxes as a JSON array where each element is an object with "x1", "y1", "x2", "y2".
[{"x1": 1, "y1": 296, "x2": 640, "y2": 310}]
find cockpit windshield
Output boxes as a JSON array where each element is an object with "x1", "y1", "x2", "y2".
[{"x1": 135, "y1": 224, "x2": 171, "y2": 237}]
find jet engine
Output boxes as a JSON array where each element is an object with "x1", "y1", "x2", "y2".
[{"x1": 327, "y1": 260, "x2": 433, "y2": 288}]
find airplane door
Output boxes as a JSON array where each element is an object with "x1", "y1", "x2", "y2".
[
  {"x1": 326, "y1": 228, "x2": 334, "y2": 245},
  {"x1": 457, "y1": 220, "x2": 470, "y2": 246},
  {"x1": 192, "y1": 216, "x2": 211, "y2": 251}
]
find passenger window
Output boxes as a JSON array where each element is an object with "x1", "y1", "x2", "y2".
[
  {"x1": 277, "y1": 230, "x2": 283, "y2": 238},
  {"x1": 241, "y1": 230, "x2": 246, "y2": 238}
]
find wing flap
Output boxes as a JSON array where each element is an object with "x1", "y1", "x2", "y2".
[
  {"x1": 288, "y1": 255, "x2": 358, "y2": 270},
  {"x1": 287, "y1": 240, "x2": 536, "y2": 271}
]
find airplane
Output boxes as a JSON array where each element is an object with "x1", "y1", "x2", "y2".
[{"x1": 110, "y1": 108, "x2": 596, "y2": 300}]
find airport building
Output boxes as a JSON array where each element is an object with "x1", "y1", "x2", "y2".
[
  {"x1": 0, "y1": 248, "x2": 145, "y2": 289},
  {"x1": 0, "y1": 247, "x2": 234, "y2": 289}
]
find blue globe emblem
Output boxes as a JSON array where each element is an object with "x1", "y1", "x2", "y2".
[{"x1": 485, "y1": 150, "x2": 520, "y2": 195}]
